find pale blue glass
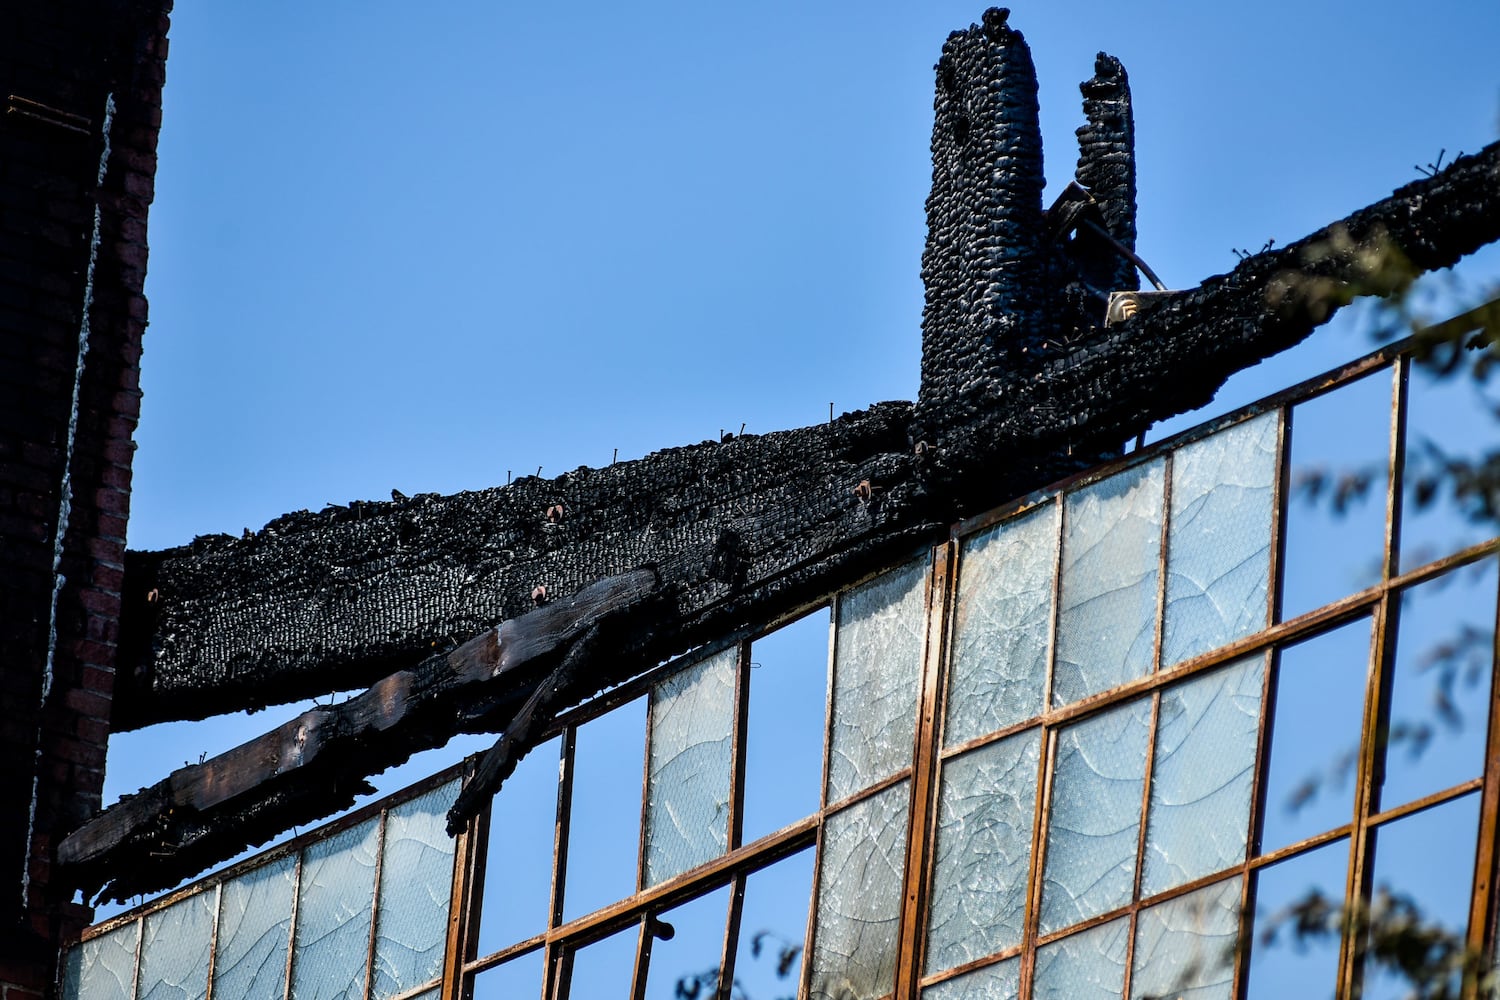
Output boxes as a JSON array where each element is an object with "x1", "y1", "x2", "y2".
[
  {"x1": 645, "y1": 646, "x2": 736, "y2": 886},
  {"x1": 1055, "y1": 460, "x2": 1165, "y2": 706},
  {"x1": 828, "y1": 561, "x2": 927, "y2": 802},
  {"x1": 922, "y1": 957, "x2": 1019, "y2": 1000},
  {"x1": 138, "y1": 890, "x2": 214, "y2": 1000},
  {"x1": 292, "y1": 817, "x2": 380, "y2": 1000},
  {"x1": 1131, "y1": 877, "x2": 1242, "y2": 1000},
  {"x1": 1032, "y1": 917, "x2": 1129, "y2": 1000},
  {"x1": 1040, "y1": 697, "x2": 1151, "y2": 934},
  {"x1": 61, "y1": 920, "x2": 139, "y2": 1000},
  {"x1": 213, "y1": 854, "x2": 296, "y2": 1000},
  {"x1": 926, "y1": 729, "x2": 1040, "y2": 975},
  {"x1": 945, "y1": 503, "x2": 1056, "y2": 747},
  {"x1": 1143, "y1": 655, "x2": 1265, "y2": 895},
  {"x1": 373, "y1": 780, "x2": 461, "y2": 998},
  {"x1": 1163, "y1": 412, "x2": 1277, "y2": 666},
  {"x1": 809, "y1": 780, "x2": 910, "y2": 1000}
]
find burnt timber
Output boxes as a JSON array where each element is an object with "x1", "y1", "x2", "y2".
[{"x1": 65, "y1": 10, "x2": 1500, "y2": 902}]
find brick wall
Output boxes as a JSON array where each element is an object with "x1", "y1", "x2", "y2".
[{"x1": 0, "y1": 0, "x2": 170, "y2": 992}]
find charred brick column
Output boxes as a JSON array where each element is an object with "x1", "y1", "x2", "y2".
[{"x1": 0, "y1": 1, "x2": 170, "y2": 993}]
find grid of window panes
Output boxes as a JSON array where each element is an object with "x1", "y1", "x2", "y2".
[
  {"x1": 60, "y1": 307, "x2": 1500, "y2": 1000},
  {"x1": 62, "y1": 774, "x2": 462, "y2": 1000}
]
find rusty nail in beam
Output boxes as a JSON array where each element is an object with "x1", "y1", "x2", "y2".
[
  {"x1": 547, "y1": 505, "x2": 565, "y2": 524},
  {"x1": 531, "y1": 586, "x2": 548, "y2": 606}
]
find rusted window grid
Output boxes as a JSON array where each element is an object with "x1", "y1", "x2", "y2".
[{"x1": 65, "y1": 314, "x2": 1500, "y2": 1000}]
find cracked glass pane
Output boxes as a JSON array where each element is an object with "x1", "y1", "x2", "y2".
[
  {"x1": 642, "y1": 885, "x2": 732, "y2": 999},
  {"x1": 62, "y1": 920, "x2": 139, "y2": 1000},
  {"x1": 809, "y1": 779, "x2": 911, "y2": 1000},
  {"x1": 1143, "y1": 655, "x2": 1265, "y2": 896},
  {"x1": 1259, "y1": 619, "x2": 1371, "y2": 854},
  {"x1": 1401, "y1": 355, "x2": 1500, "y2": 571},
  {"x1": 1364, "y1": 793, "x2": 1481, "y2": 1000},
  {"x1": 1281, "y1": 371, "x2": 1392, "y2": 621},
  {"x1": 478, "y1": 734, "x2": 561, "y2": 958},
  {"x1": 926, "y1": 728, "x2": 1041, "y2": 975},
  {"x1": 1031, "y1": 916, "x2": 1129, "y2": 1000},
  {"x1": 471, "y1": 949, "x2": 544, "y2": 999},
  {"x1": 563, "y1": 696, "x2": 646, "y2": 922},
  {"x1": 922, "y1": 957, "x2": 1019, "y2": 1000},
  {"x1": 645, "y1": 647, "x2": 736, "y2": 887},
  {"x1": 1246, "y1": 838, "x2": 1347, "y2": 999},
  {"x1": 1040, "y1": 697, "x2": 1151, "y2": 934},
  {"x1": 731, "y1": 844, "x2": 815, "y2": 1000},
  {"x1": 1055, "y1": 459, "x2": 1165, "y2": 706},
  {"x1": 213, "y1": 853, "x2": 295, "y2": 1000},
  {"x1": 1382, "y1": 560, "x2": 1497, "y2": 811},
  {"x1": 828, "y1": 560, "x2": 927, "y2": 803},
  {"x1": 744, "y1": 609, "x2": 830, "y2": 845},
  {"x1": 1163, "y1": 413, "x2": 1278, "y2": 667},
  {"x1": 291, "y1": 816, "x2": 380, "y2": 1000},
  {"x1": 137, "y1": 890, "x2": 214, "y2": 1000},
  {"x1": 1131, "y1": 876, "x2": 1242, "y2": 1000},
  {"x1": 946, "y1": 504, "x2": 1056, "y2": 748},
  {"x1": 372, "y1": 780, "x2": 461, "y2": 999}
]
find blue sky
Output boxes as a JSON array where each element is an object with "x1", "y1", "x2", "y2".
[{"x1": 106, "y1": 2, "x2": 1500, "y2": 858}]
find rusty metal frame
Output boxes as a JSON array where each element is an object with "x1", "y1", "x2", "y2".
[{"x1": 60, "y1": 324, "x2": 1500, "y2": 1000}]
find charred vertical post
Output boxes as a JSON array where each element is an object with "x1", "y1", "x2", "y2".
[
  {"x1": 917, "y1": 8, "x2": 1047, "y2": 449},
  {"x1": 1073, "y1": 53, "x2": 1138, "y2": 293}
]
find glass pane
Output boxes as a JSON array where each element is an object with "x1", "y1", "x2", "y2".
[
  {"x1": 62, "y1": 920, "x2": 140, "y2": 1000},
  {"x1": 743, "y1": 610, "x2": 830, "y2": 844},
  {"x1": 732, "y1": 846, "x2": 815, "y2": 1000},
  {"x1": 1055, "y1": 459, "x2": 1165, "y2": 706},
  {"x1": 1131, "y1": 876, "x2": 1242, "y2": 1000},
  {"x1": 566, "y1": 923, "x2": 637, "y2": 1000},
  {"x1": 138, "y1": 890, "x2": 214, "y2": 1000},
  {"x1": 828, "y1": 561, "x2": 927, "y2": 803},
  {"x1": 1246, "y1": 839, "x2": 1348, "y2": 1000},
  {"x1": 471, "y1": 949, "x2": 544, "y2": 1000},
  {"x1": 808, "y1": 779, "x2": 910, "y2": 1000},
  {"x1": 1381, "y1": 560, "x2": 1497, "y2": 810},
  {"x1": 1401, "y1": 352, "x2": 1500, "y2": 571},
  {"x1": 478, "y1": 735, "x2": 561, "y2": 957},
  {"x1": 213, "y1": 854, "x2": 295, "y2": 1000},
  {"x1": 1163, "y1": 413, "x2": 1278, "y2": 667},
  {"x1": 292, "y1": 817, "x2": 381, "y2": 1000},
  {"x1": 1031, "y1": 917, "x2": 1129, "y2": 1000},
  {"x1": 642, "y1": 885, "x2": 731, "y2": 999},
  {"x1": 563, "y1": 697, "x2": 646, "y2": 921},
  {"x1": 1281, "y1": 371, "x2": 1392, "y2": 620},
  {"x1": 645, "y1": 648, "x2": 736, "y2": 886},
  {"x1": 1040, "y1": 698, "x2": 1151, "y2": 934},
  {"x1": 1363, "y1": 794, "x2": 1481, "y2": 1000},
  {"x1": 1143, "y1": 655, "x2": 1265, "y2": 896},
  {"x1": 926, "y1": 729, "x2": 1041, "y2": 975},
  {"x1": 945, "y1": 503, "x2": 1056, "y2": 747},
  {"x1": 1259, "y1": 619, "x2": 1372, "y2": 853},
  {"x1": 373, "y1": 780, "x2": 461, "y2": 999},
  {"x1": 922, "y1": 957, "x2": 1019, "y2": 1000}
]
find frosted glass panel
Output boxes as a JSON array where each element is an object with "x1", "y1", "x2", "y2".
[
  {"x1": 923, "y1": 957, "x2": 1019, "y2": 1000},
  {"x1": 138, "y1": 891, "x2": 214, "y2": 1000},
  {"x1": 926, "y1": 729, "x2": 1040, "y2": 975},
  {"x1": 1131, "y1": 877, "x2": 1241, "y2": 1000},
  {"x1": 828, "y1": 561, "x2": 927, "y2": 802},
  {"x1": 1032, "y1": 917, "x2": 1129, "y2": 1000},
  {"x1": 809, "y1": 780, "x2": 910, "y2": 1000},
  {"x1": 292, "y1": 817, "x2": 380, "y2": 1000},
  {"x1": 1143, "y1": 655, "x2": 1264, "y2": 895},
  {"x1": 645, "y1": 647, "x2": 736, "y2": 886},
  {"x1": 1163, "y1": 413, "x2": 1277, "y2": 666},
  {"x1": 946, "y1": 503, "x2": 1056, "y2": 747},
  {"x1": 1040, "y1": 698, "x2": 1151, "y2": 934},
  {"x1": 214, "y1": 854, "x2": 295, "y2": 1000},
  {"x1": 62, "y1": 920, "x2": 139, "y2": 1000},
  {"x1": 373, "y1": 781, "x2": 461, "y2": 999},
  {"x1": 1055, "y1": 460, "x2": 1165, "y2": 706}
]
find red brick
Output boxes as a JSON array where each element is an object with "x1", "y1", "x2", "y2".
[
  {"x1": 62, "y1": 688, "x2": 110, "y2": 721},
  {"x1": 94, "y1": 512, "x2": 126, "y2": 541},
  {"x1": 75, "y1": 587, "x2": 120, "y2": 615}
]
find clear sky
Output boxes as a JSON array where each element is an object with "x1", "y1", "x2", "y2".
[{"x1": 104, "y1": 1, "x2": 1500, "y2": 873}]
